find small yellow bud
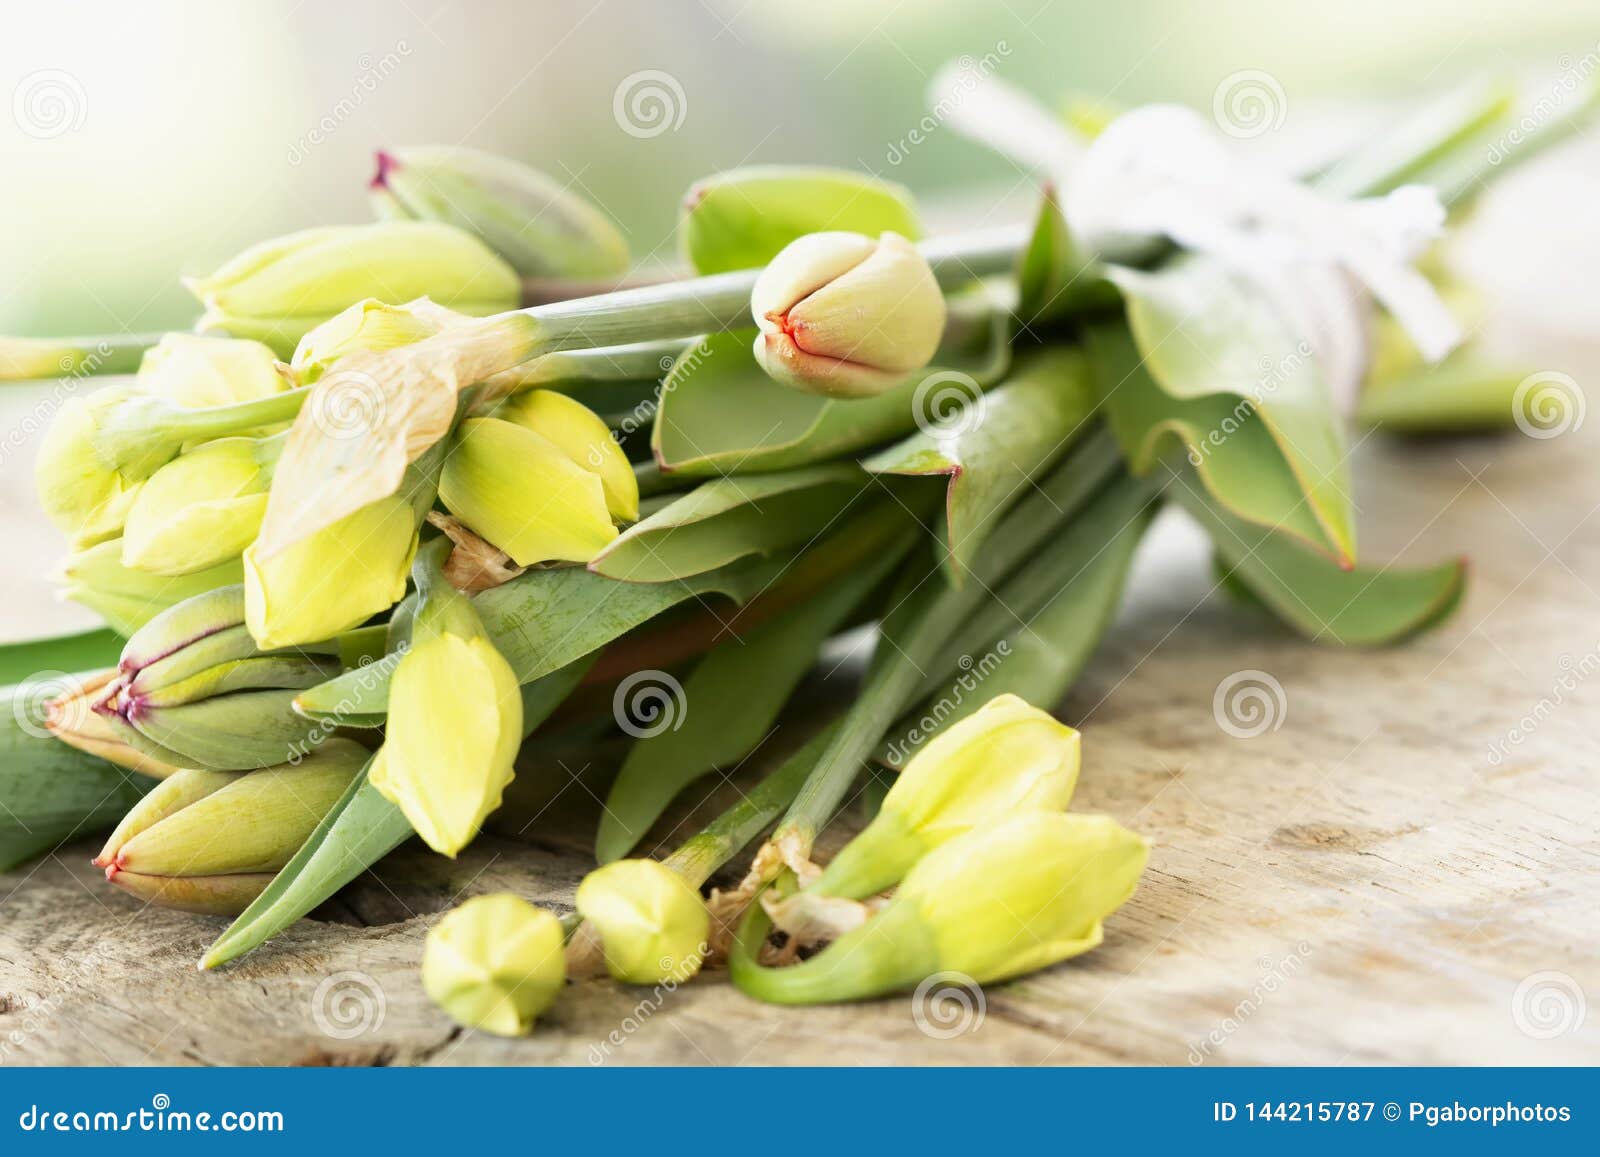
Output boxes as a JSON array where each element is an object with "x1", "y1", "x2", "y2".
[
  {"x1": 813, "y1": 694, "x2": 1080, "y2": 899},
  {"x1": 120, "y1": 435, "x2": 277, "y2": 576},
  {"x1": 291, "y1": 297, "x2": 470, "y2": 384},
  {"x1": 751, "y1": 231, "x2": 945, "y2": 399},
  {"x1": 243, "y1": 495, "x2": 417, "y2": 649},
  {"x1": 494, "y1": 389, "x2": 638, "y2": 522},
  {"x1": 59, "y1": 539, "x2": 243, "y2": 636},
  {"x1": 575, "y1": 860, "x2": 710, "y2": 985},
  {"x1": 731, "y1": 813, "x2": 1148, "y2": 1004},
  {"x1": 35, "y1": 385, "x2": 146, "y2": 548},
  {"x1": 136, "y1": 333, "x2": 290, "y2": 409},
  {"x1": 422, "y1": 893, "x2": 566, "y2": 1036},
  {"x1": 188, "y1": 222, "x2": 521, "y2": 357},
  {"x1": 368, "y1": 621, "x2": 522, "y2": 857},
  {"x1": 438, "y1": 416, "x2": 620, "y2": 567}
]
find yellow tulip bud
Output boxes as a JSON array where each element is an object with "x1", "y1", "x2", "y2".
[
  {"x1": 35, "y1": 385, "x2": 146, "y2": 547},
  {"x1": 188, "y1": 222, "x2": 520, "y2": 357},
  {"x1": 367, "y1": 554, "x2": 522, "y2": 856},
  {"x1": 574, "y1": 859, "x2": 710, "y2": 985},
  {"x1": 751, "y1": 231, "x2": 945, "y2": 399},
  {"x1": 243, "y1": 494, "x2": 417, "y2": 649},
  {"x1": 438, "y1": 416, "x2": 619, "y2": 567},
  {"x1": 291, "y1": 297, "x2": 471, "y2": 384},
  {"x1": 59, "y1": 539, "x2": 243, "y2": 636},
  {"x1": 812, "y1": 694, "x2": 1080, "y2": 900},
  {"x1": 731, "y1": 813, "x2": 1148, "y2": 1004},
  {"x1": 93, "y1": 739, "x2": 368, "y2": 915},
  {"x1": 136, "y1": 333, "x2": 290, "y2": 409},
  {"x1": 494, "y1": 389, "x2": 638, "y2": 521},
  {"x1": 422, "y1": 893, "x2": 566, "y2": 1036},
  {"x1": 120, "y1": 435, "x2": 278, "y2": 576}
]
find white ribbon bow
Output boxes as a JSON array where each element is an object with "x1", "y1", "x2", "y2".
[{"x1": 929, "y1": 64, "x2": 1463, "y2": 410}]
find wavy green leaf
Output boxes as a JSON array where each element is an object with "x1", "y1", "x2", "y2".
[
  {"x1": 865, "y1": 346, "x2": 1097, "y2": 582},
  {"x1": 590, "y1": 463, "x2": 868, "y2": 582},
  {"x1": 653, "y1": 287, "x2": 1010, "y2": 476},
  {"x1": 1174, "y1": 469, "x2": 1465, "y2": 645},
  {"x1": 1086, "y1": 314, "x2": 1354, "y2": 565},
  {"x1": 680, "y1": 166, "x2": 921, "y2": 274}
]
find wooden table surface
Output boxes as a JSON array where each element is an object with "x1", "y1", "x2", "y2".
[{"x1": 3, "y1": 354, "x2": 1598, "y2": 1067}]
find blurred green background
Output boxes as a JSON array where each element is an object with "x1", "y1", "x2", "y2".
[{"x1": 3, "y1": 0, "x2": 1596, "y2": 337}]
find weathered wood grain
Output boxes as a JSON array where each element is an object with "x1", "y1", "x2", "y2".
[{"x1": 3, "y1": 385, "x2": 1597, "y2": 1067}]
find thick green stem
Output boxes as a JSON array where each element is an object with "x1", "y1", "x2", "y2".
[
  {"x1": 1, "y1": 331, "x2": 161, "y2": 382},
  {"x1": 663, "y1": 724, "x2": 838, "y2": 887},
  {"x1": 773, "y1": 427, "x2": 1122, "y2": 855}
]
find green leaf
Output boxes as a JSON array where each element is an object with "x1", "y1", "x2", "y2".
[
  {"x1": 903, "y1": 471, "x2": 1156, "y2": 748},
  {"x1": 595, "y1": 519, "x2": 913, "y2": 862},
  {"x1": 1086, "y1": 308, "x2": 1355, "y2": 565},
  {"x1": 590, "y1": 463, "x2": 868, "y2": 582},
  {"x1": 1174, "y1": 469, "x2": 1466, "y2": 646},
  {"x1": 297, "y1": 548, "x2": 800, "y2": 720},
  {"x1": 1, "y1": 677, "x2": 150, "y2": 870},
  {"x1": 865, "y1": 347, "x2": 1097, "y2": 582},
  {"x1": 203, "y1": 662, "x2": 590, "y2": 968},
  {"x1": 680, "y1": 166, "x2": 921, "y2": 274},
  {"x1": 0, "y1": 629, "x2": 124, "y2": 686},
  {"x1": 1014, "y1": 189, "x2": 1112, "y2": 326},
  {"x1": 653, "y1": 287, "x2": 1010, "y2": 476}
]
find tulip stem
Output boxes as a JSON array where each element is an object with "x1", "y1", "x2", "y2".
[
  {"x1": 500, "y1": 227, "x2": 1031, "y2": 368},
  {"x1": 769, "y1": 426, "x2": 1124, "y2": 867},
  {"x1": 1, "y1": 331, "x2": 162, "y2": 382}
]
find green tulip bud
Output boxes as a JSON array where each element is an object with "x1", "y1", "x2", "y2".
[
  {"x1": 574, "y1": 859, "x2": 710, "y2": 985},
  {"x1": 93, "y1": 739, "x2": 368, "y2": 915},
  {"x1": 371, "y1": 146, "x2": 629, "y2": 280},
  {"x1": 187, "y1": 222, "x2": 521, "y2": 358},
  {"x1": 368, "y1": 542, "x2": 522, "y2": 856},
  {"x1": 811, "y1": 694, "x2": 1080, "y2": 900},
  {"x1": 291, "y1": 297, "x2": 470, "y2": 384},
  {"x1": 120, "y1": 434, "x2": 281, "y2": 576},
  {"x1": 751, "y1": 231, "x2": 946, "y2": 399},
  {"x1": 58, "y1": 539, "x2": 243, "y2": 636},
  {"x1": 42, "y1": 668, "x2": 183, "y2": 779},
  {"x1": 422, "y1": 893, "x2": 566, "y2": 1036},
  {"x1": 135, "y1": 333, "x2": 291, "y2": 409},
  {"x1": 732, "y1": 813, "x2": 1148, "y2": 1004},
  {"x1": 438, "y1": 414, "x2": 621, "y2": 567},
  {"x1": 94, "y1": 585, "x2": 339, "y2": 770}
]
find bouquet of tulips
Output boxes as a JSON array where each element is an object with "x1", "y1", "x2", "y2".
[{"x1": 2, "y1": 65, "x2": 1590, "y2": 1035}]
